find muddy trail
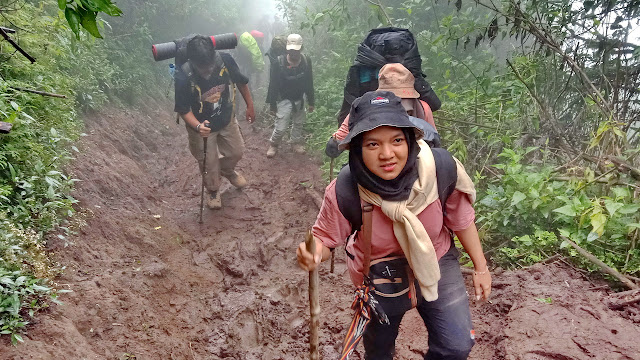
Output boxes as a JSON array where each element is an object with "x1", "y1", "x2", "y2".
[{"x1": 2, "y1": 103, "x2": 640, "y2": 360}]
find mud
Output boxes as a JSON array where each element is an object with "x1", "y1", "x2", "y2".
[{"x1": 2, "y1": 102, "x2": 639, "y2": 359}]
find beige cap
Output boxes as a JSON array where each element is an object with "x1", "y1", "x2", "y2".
[
  {"x1": 286, "y1": 33, "x2": 303, "y2": 50},
  {"x1": 377, "y1": 63, "x2": 420, "y2": 99}
]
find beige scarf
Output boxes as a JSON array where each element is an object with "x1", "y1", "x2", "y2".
[{"x1": 358, "y1": 143, "x2": 476, "y2": 301}]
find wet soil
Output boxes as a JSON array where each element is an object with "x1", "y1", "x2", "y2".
[{"x1": 2, "y1": 103, "x2": 639, "y2": 359}]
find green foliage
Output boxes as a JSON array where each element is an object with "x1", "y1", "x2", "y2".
[
  {"x1": 0, "y1": 267, "x2": 60, "y2": 345},
  {"x1": 282, "y1": 0, "x2": 640, "y2": 286},
  {"x1": 477, "y1": 147, "x2": 640, "y2": 274},
  {"x1": 59, "y1": 0, "x2": 123, "y2": 39},
  {"x1": 0, "y1": 0, "x2": 244, "y2": 343}
]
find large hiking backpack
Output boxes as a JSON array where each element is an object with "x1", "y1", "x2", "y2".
[
  {"x1": 335, "y1": 147, "x2": 458, "y2": 234},
  {"x1": 266, "y1": 35, "x2": 287, "y2": 63},
  {"x1": 337, "y1": 27, "x2": 442, "y2": 124}
]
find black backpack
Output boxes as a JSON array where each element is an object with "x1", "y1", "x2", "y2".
[
  {"x1": 335, "y1": 147, "x2": 458, "y2": 234},
  {"x1": 337, "y1": 27, "x2": 442, "y2": 124}
]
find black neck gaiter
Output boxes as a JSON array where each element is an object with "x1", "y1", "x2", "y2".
[{"x1": 348, "y1": 129, "x2": 420, "y2": 201}]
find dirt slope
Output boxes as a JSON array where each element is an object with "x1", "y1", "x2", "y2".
[{"x1": 2, "y1": 103, "x2": 639, "y2": 359}]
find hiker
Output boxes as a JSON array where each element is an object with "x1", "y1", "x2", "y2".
[
  {"x1": 297, "y1": 91, "x2": 491, "y2": 359},
  {"x1": 174, "y1": 35, "x2": 255, "y2": 209},
  {"x1": 337, "y1": 27, "x2": 441, "y2": 125},
  {"x1": 265, "y1": 33, "x2": 315, "y2": 157},
  {"x1": 326, "y1": 63, "x2": 436, "y2": 158}
]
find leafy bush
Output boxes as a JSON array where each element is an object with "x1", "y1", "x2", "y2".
[
  {"x1": 0, "y1": 268, "x2": 59, "y2": 345},
  {"x1": 0, "y1": 0, "x2": 244, "y2": 343},
  {"x1": 477, "y1": 147, "x2": 640, "y2": 274}
]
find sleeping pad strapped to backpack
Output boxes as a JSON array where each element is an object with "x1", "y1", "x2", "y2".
[{"x1": 337, "y1": 27, "x2": 442, "y2": 124}]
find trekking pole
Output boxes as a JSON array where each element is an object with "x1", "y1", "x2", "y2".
[
  {"x1": 198, "y1": 137, "x2": 208, "y2": 224},
  {"x1": 305, "y1": 230, "x2": 320, "y2": 360},
  {"x1": 329, "y1": 157, "x2": 336, "y2": 274}
]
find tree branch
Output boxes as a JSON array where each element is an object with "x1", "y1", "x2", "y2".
[
  {"x1": 561, "y1": 236, "x2": 638, "y2": 290},
  {"x1": 363, "y1": 0, "x2": 394, "y2": 26},
  {"x1": 0, "y1": 27, "x2": 35, "y2": 63}
]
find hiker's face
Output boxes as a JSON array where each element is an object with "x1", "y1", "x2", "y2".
[
  {"x1": 401, "y1": 99, "x2": 415, "y2": 116},
  {"x1": 193, "y1": 61, "x2": 216, "y2": 79},
  {"x1": 361, "y1": 126, "x2": 408, "y2": 180},
  {"x1": 287, "y1": 49, "x2": 301, "y2": 61}
]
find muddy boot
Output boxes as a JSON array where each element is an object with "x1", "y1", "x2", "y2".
[
  {"x1": 293, "y1": 144, "x2": 305, "y2": 154},
  {"x1": 266, "y1": 145, "x2": 277, "y2": 158},
  {"x1": 207, "y1": 191, "x2": 222, "y2": 210},
  {"x1": 225, "y1": 171, "x2": 247, "y2": 189}
]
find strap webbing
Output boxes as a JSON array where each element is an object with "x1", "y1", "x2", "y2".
[{"x1": 361, "y1": 203, "x2": 374, "y2": 278}]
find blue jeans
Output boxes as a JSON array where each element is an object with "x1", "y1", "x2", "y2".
[{"x1": 363, "y1": 246, "x2": 475, "y2": 360}]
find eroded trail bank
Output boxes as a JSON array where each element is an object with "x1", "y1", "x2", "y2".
[{"x1": 2, "y1": 104, "x2": 639, "y2": 359}]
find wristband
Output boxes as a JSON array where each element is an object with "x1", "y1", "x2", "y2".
[
  {"x1": 196, "y1": 123, "x2": 201, "y2": 132},
  {"x1": 474, "y1": 266, "x2": 489, "y2": 276}
]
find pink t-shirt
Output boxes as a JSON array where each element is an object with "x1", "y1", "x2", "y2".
[
  {"x1": 333, "y1": 100, "x2": 435, "y2": 141},
  {"x1": 312, "y1": 180, "x2": 475, "y2": 287}
]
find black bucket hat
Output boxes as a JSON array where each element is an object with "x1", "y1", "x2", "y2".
[{"x1": 339, "y1": 90, "x2": 424, "y2": 150}]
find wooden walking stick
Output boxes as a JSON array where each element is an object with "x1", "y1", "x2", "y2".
[
  {"x1": 305, "y1": 230, "x2": 320, "y2": 360},
  {"x1": 199, "y1": 137, "x2": 208, "y2": 224},
  {"x1": 329, "y1": 157, "x2": 336, "y2": 273}
]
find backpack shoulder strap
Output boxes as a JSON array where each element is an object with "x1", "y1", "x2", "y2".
[
  {"x1": 335, "y1": 165, "x2": 362, "y2": 234},
  {"x1": 181, "y1": 61, "x2": 194, "y2": 81},
  {"x1": 278, "y1": 54, "x2": 287, "y2": 68},
  {"x1": 431, "y1": 147, "x2": 458, "y2": 215},
  {"x1": 336, "y1": 149, "x2": 458, "y2": 233}
]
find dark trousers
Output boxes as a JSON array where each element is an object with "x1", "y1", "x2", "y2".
[{"x1": 363, "y1": 247, "x2": 475, "y2": 360}]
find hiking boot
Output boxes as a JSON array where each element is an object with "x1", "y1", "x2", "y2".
[
  {"x1": 293, "y1": 144, "x2": 305, "y2": 154},
  {"x1": 207, "y1": 191, "x2": 222, "y2": 210},
  {"x1": 266, "y1": 145, "x2": 277, "y2": 158},
  {"x1": 225, "y1": 171, "x2": 247, "y2": 189}
]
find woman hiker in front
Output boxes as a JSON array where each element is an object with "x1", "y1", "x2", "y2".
[{"x1": 297, "y1": 91, "x2": 492, "y2": 359}]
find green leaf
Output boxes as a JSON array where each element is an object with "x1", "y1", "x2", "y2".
[
  {"x1": 80, "y1": 0, "x2": 100, "y2": 12},
  {"x1": 64, "y1": 7, "x2": 81, "y2": 38},
  {"x1": 511, "y1": 191, "x2": 526, "y2": 206},
  {"x1": 612, "y1": 187, "x2": 630, "y2": 199},
  {"x1": 558, "y1": 228, "x2": 571, "y2": 238},
  {"x1": 627, "y1": 223, "x2": 640, "y2": 231},
  {"x1": 58, "y1": 0, "x2": 67, "y2": 10},
  {"x1": 553, "y1": 204, "x2": 576, "y2": 217},
  {"x1": 586, "y1": 232, "x2": 599, "y2": 242},
  {"x1": 619, "y1": 204, "x2": 640, "y2": 214},
  {"x1": 604, "y1": 199, "x2": 624, "y2": 217},
  {"x1": 11, "y1": 333, "x2": 24, "y2": 345},
  {"x1": 590, "y1": 213, "x2": 607, "y2": 236},
  {"x1": 535, "y1": 297, "x2": 553, "y2": 304},
  {"x1": 31, "y1": 284, "x2": 50, "y2": 292},
  {"x1": 79, "y1": 9, "x2": 103, "y2": 38}
]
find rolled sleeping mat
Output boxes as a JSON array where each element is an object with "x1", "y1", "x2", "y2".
[
  {"x1": 152, "y1": 41, "x2": 177, "y2": 61},
  {"x1": 152, "y1": 33, "x2": 238, "y2": 61},
  {"x1": 210, "y1": 33, "x2": 237, "y2": 50}
]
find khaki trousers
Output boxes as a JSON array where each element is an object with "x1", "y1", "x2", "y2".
[
  {"x1": 186, "y1": 118, "x2": 244, "y2": 193},
  {"x1": 269, "y1": 99, "x2": 306, "y2": 145}
]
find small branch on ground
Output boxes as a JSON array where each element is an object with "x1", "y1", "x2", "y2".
[
  {"x1": 561, "y1": 236, "x2": 638, "y2": 290},
  {"x1": 608, "y1": 295, "x2": 640, "y2": 310},
  {"x1": 541, "y1": 254, "x2": 563, "y2": 264},
  {"x1": 609, "y1": 288, "x2": 640, "y2": 299},
  {"x1": 9, "y1": 86, "x2": 67, "y2": 98}
]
